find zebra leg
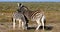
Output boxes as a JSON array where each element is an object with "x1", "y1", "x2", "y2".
[
  {"x1": 22, "y1": 16, "x2": 28, "y2": 30},
  {"x1": 13, "y1": 18, "x2": 16, "y2": 29},
  {"x1": 19, "y1": 19, "x2": 22, "y2": 28},
  {"x1": 41, "y1": 16, "x2": 45, "y2": 30},
  {"x1": 22, "y1": 21, "x2": 27, "y2": 30},
  {"x1": 24, "y1": 16, "x2": 29, "y2": 29},
  {"x1": 22, "y1": 22, "x2": 25, "y2": 30},
  {"x1": 36, "y1": 19, "x2": 41, "y2": 30},
  {"x1": 22, "y1": 18, "x2": 27, "y2": 30}
]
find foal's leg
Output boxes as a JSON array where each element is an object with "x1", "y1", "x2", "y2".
[
  {"x1": 36, "y1": 19, "x2": 41, "y2": 30},
  {"x1": 22, "y1": 21, "x2": 26, "y2": 30},
  {"x1": 24, "y1": 16, "x2": 29, "y2": 29},
  {"x1": 13, "y1": 18, "x2": 16, "y2": 29},
  {"x1": 19, "y1": 19, "x2": 22, "y2": 28},
  {"x1": 21, "y1": 17, "x2": 27, "y2": 30},
  {"x1": 41, "y1": 16, "x2": 45, "y2": 30},
  {"x1": 22, "y1": 16, "x2": 27, "y2": 30}
]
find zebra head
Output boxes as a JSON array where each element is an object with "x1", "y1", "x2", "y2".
[
  {"x1": 17, "y1": 3, "x2": 23, "y2": 13},
  {"x1": 17, "y1": 3, "x2": 23, "y2": 8},
  {"x1": 17, "y1": 3, "x2": 29, "y2": 14}
]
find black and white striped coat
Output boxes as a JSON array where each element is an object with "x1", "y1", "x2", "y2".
[
  {"x1": 18, "y1": 6, "x2": 46, "y2": 30},
  {"x1": 23, "y1": 10, "x2": 44, "y2": 21}
]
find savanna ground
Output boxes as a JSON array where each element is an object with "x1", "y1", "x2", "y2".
[{"x1": 0, "y1": 2, "x2": 60, "y2": 32}]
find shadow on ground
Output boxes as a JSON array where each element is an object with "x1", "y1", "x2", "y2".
[{"x1": 27, "y1": 25, "x2": 53, "y2": 30}]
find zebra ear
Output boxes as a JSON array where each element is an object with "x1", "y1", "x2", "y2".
[
  {"x1": 17, "y1": 3, "x2": 19, "y2": 7},
  {"x1": 17, "y1": 3, "x2": 23, "y2": 7}
]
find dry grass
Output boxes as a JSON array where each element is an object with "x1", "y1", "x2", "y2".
[{"x1": 0, "y1": 9, "x2": 60, "y2": 32}]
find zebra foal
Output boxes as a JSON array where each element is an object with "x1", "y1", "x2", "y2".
[{"x1": 12, "y1": 11, "x2": 28, "y2": 30}]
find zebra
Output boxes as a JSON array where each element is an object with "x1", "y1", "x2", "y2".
[
  {"x1": 12, "y1": 3, "x2": 29, "y2": 30},
  {"x1": 17, "y1": 3, "x2": 46, "y2": 30},
  {"x1": 12, "y1": 11, "x2": 28, "y2": 30}
]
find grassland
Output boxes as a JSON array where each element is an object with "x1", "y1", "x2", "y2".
[{"x1": 0, "y1": 2, "x2": 60, "y2": 32}]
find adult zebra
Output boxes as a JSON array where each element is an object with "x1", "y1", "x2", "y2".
[{"x1": 17, "y1": 3, "x2": 46, "y2": 30}]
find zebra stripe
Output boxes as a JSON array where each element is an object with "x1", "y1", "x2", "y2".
[{"x1": 31, "y1": 10, "x2": 43, "y2": 21}]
